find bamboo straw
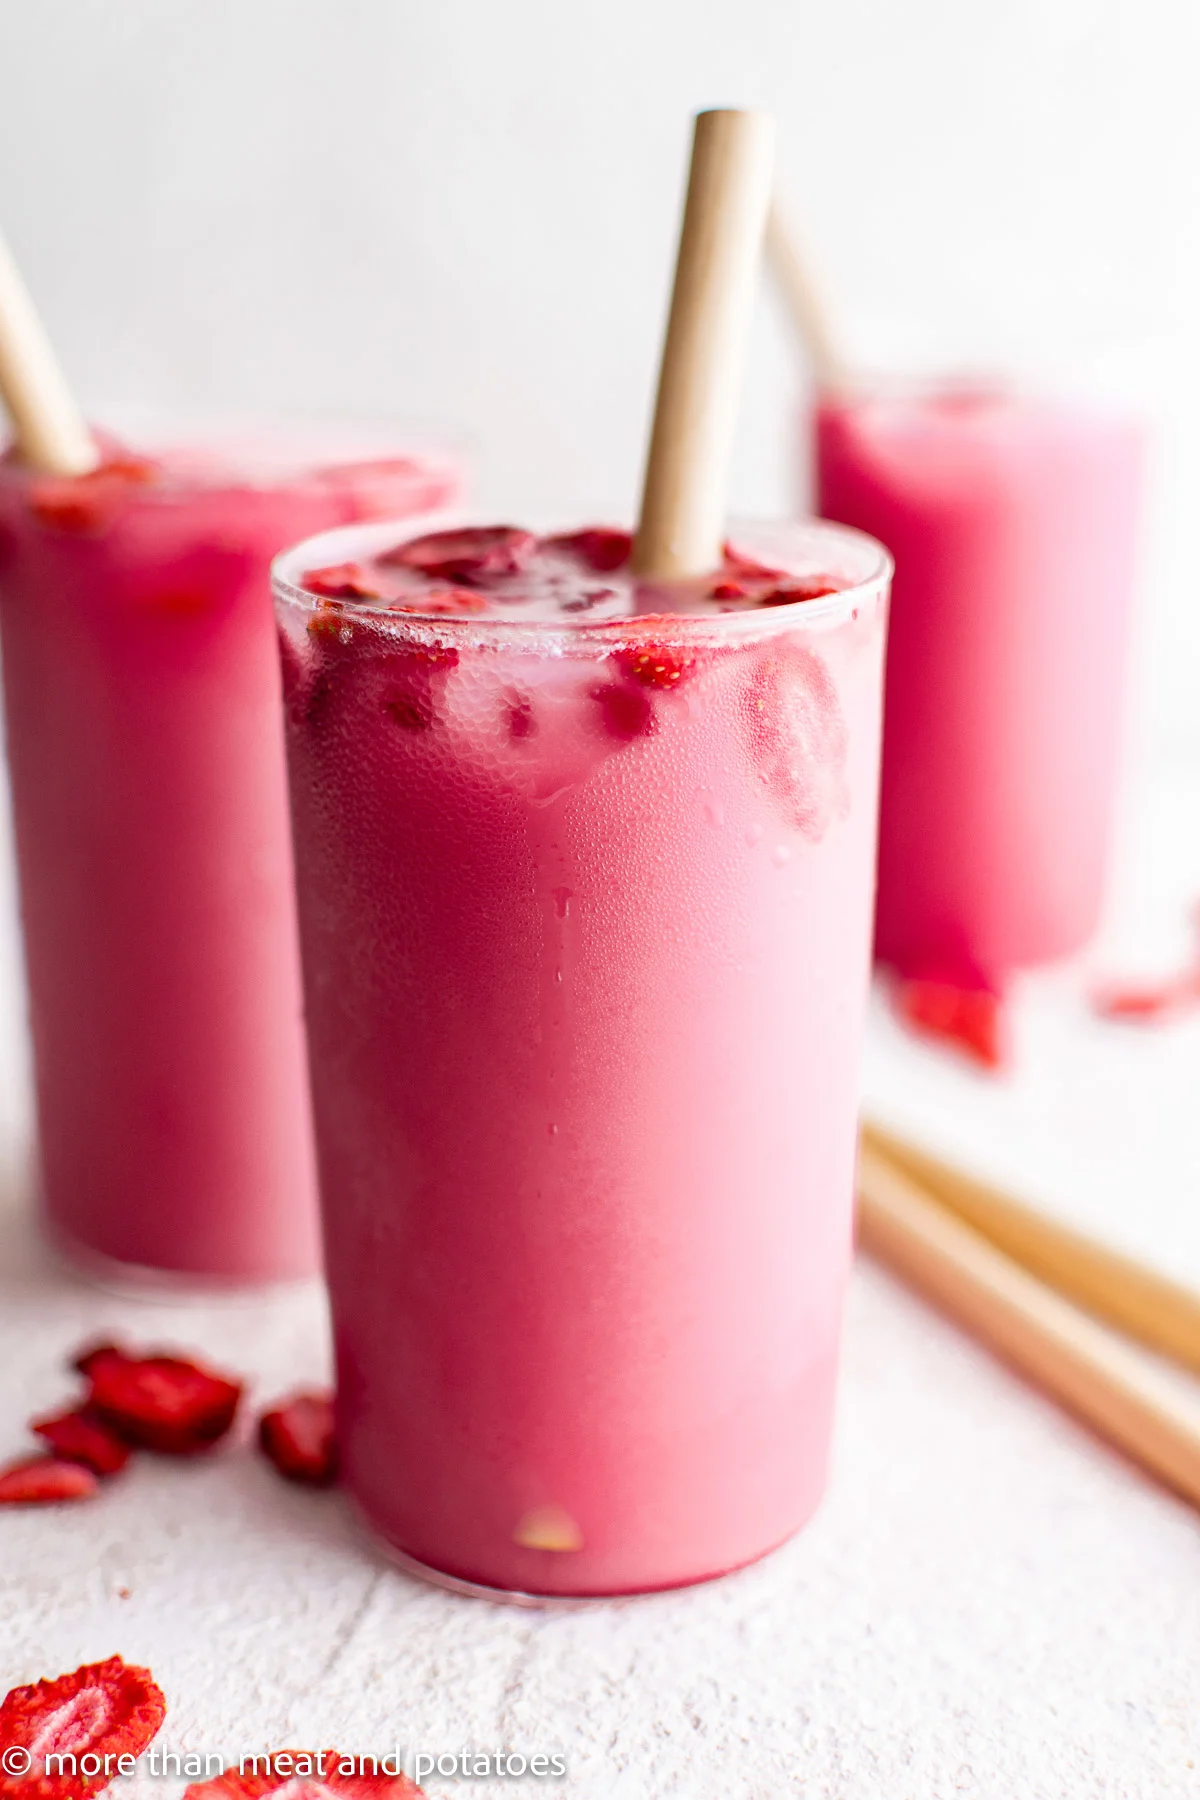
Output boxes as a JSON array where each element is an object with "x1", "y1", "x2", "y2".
[
  {"x1": 632, "y1": 109, "x2": 775, "y2": 579},
  {"x1": 764, "y1": 197, "x2": 849, "y2": 394},
  {"x1": 857, "y1": 1144, "x2": 1200, "y2": 1510},
  {"x1": 0, "y1": 228, "x2": 97, "y2": 476},
  {"x1": 863, "y1": 1120, "x2": 1200, "y2": 1375}
]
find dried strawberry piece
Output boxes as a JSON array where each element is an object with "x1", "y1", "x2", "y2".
[
  {"x1": 303, "y1": 563, "x2": 381, "y2": 601},
  {"x1": 183, "y1": 1751, "x2": 424, "y2": 1797},
  {"x1": 386, "y1": 586, "x2": 486, "y2": 616},
  {"x1": 258, "y1": 1393, "x2": 338, "y2": 1487},
  {"x1": 380, "y1": 525, "x2": 536, "y2": 583},
  {"x1": 0, "y1": 1456, "x2": 98, "y2": 1505},
  {"x1": 758, "y1": 577, "x2": 841, "y2": 605},
  {"x1": 31, "y1": 1407, "x2": 131, "y2": 1477},
  {"x1": 721, "y1": 541, "x2": 786, "y2": 580},
  {"x1": 544, "y1": 527, "x2": 633, "y2": 573},
  {"x1": 308, "y1": 601, "x2": 352, "y2": 640},
  {"x1": 28, "y1": 454, "x2": 160, "y2": 535},
  {"x1": 79, "y1": 1344, "x2": 242, "y2": 1455},
  {"x1": 893, "y1": 977, "x2": 1009, "y2": 1071},
  {"x1": 0, "y1": 1656, "x2": 166, "y2": 1798},
  {"x1": 591, "y1": 681, "x2": 657, "y2": 741},
  {"x1": 614, "y1": 638, "x2": 695, "y2": 690}
]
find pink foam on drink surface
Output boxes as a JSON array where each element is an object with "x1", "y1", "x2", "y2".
[
  {"x1": 277, "y1": 517, "x2": 889, "y2": 1594},
  {"x1": 0, "y1": 434, "x2": 460, "y2": 1282},
  {"x1": 816, "y1": 383, "x2": 1141, "y2": 986}
]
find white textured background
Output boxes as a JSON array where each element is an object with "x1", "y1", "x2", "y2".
[{"x1": 3, "y1": 6, "x2": 1200, "y2": 1794}]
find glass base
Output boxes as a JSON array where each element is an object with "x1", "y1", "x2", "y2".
[
  {"x1": 44, "y1": 1217, "x2": 319, "y2": 1302},
  {"x1": 352, "y1": 1494, "x2": 805, "y2": 1607}
]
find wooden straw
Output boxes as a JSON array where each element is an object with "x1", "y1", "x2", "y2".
[
  {"x1": 857, "y1": 1143, "x2": 1200, "y2": 1510},
  {"x1": 632, "y1": 109, "x2": 775, "y2": 579},
  {"x1": 863, "y1": 1120, "x2": 1200, "y2": 1375},
  {"x1": 764, "y1": 197, "x2": 848, "y2": 394},
  {"x1": 0, "y1": 228, "x2": 97, "y2": 475}
]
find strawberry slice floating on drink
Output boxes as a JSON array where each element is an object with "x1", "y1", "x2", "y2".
[{"x1": 380, "y1": 525, "x2": 537, "y2": 583}]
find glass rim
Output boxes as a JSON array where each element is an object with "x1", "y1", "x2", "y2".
[{"x1": 271, "y1": 513, "x2": 892, "y2": 647}]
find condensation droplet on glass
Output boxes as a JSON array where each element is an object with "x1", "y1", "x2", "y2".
[
  {"x1": 703, "y1": 797, "x2": 724, "y2": 829},
  {"x1": 772, "y1": 844, "x2": 792, "y2": 868},
  {"x1": 552, "y1": 885, "x2": 573, "y2": 918},
  {"x1": 745, "y1": 823, "x2": 764, "y2": 848}
]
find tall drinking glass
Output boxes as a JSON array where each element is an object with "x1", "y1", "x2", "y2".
[
  {"x1": 816, "y1": 382, "x2": 1141, "y2": 984},
  {"x1": 275, "y1": 515, "x2": 890, "y2": 1595},
  {"x1": 0, "y1": 431, "x2": 459, "y2": 1284}
]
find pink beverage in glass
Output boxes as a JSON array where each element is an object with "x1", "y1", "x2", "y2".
[
  {"x1": 275, "y1": 517, "x2": 890, "y2": 1596},
  {"x1": 0, "y1": 432, "x2": 460, "y2": 1283},
  {"x1": 815, "y1": 383, "x2": 1141, "y2": 985}
]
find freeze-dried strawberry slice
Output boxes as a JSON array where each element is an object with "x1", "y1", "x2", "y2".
[
  {"x1": 544, "y1": 527, "x2": 632, "y2": 573},
  {"x1": 386, "y1": 586, "x2": 486, "y2": 616},
  {"x1": 380, "y1": 525, "x2": 536, "y2": 583},
  {"x1": 0, "y1": 1456, "x2": 98, "y2": 1505},
  {"x1": 303, "y1": 563, "x2": 381, "y2": 601},
  {"x1": 0, "y1": 1656, "x2": 166, "y2": 1799},
  {"x1": 259, "y1": 1393, "x2": 338, "y2": 1487},
  {"x1": 78, "y1": 1344, "x2": 242, "y2": 1454},
  {"x1": 893, "y1": 978, "x2": 1008, "y2": 1071},
  {"x1": 758, "y1": 576, "x2": 841, "y2": 605},
  {"x1": 182, "y1": 1750, "x2": 424, "y2": 1797},
  {"x1": 28, "y1": 455, "x2": 160, "y2": 535},
  {"x1": 742, "y1": 645, "x2": 848, "y2": 839},
  {"x1": 591, "y1": 682, "x2": 656, "y2": 741},
  {"x1": 613, "y1": 636, "x2": 695, "y2": 690},
  {"x1": 307, "y1": 601, "x2": 353, "y2": 641},
  {"x1": 32, "y1": 1407, "x2": 131, "y2": 1476}
]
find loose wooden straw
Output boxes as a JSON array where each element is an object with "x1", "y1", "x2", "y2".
[
  {"x1": 863, "y1": 1120, "x2": 1200, "y2": 1375},
  {"x1": 632, "y1": 109, "x2": 775, "y2": 579},
  {"x1": 0, "y1": 228, "x2": 97, "y2": 475},
  {"x1": 857, "y1": 1144, "x2": 1200, "y2": 1510},
  {"x1": 764, "y1": 197, "x2": 849, "y2": 395}
]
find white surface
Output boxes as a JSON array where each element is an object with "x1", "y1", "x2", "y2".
[
  {"x1": 1, "y1": 0, "x2": 1200, "y2": 758},
  {"x1": 0, "y1": 761, "x2": 1198, "y2": 1798}
]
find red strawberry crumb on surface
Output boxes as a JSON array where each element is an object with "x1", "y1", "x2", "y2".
[
  {"x1": 182, "y1": 1751, "x2": 424, "y2": 1798},
  {"x1": 590, "y1": 681, "x2": 657, "y2": 741},
  {"x1": 303, "y1": 564, "x2": 382, "y2": 601},
  {"x1": 0, "y1": 1656, "x2": 166, "y2": 1799},
  {"x1": 543, "y1": 527, "x2": 633, "y2": 573},
  {"x1": 28, "y1": 454, "x2": 160, "y2": 535},
  {"x1": 893, "y1": 978, "x2": 1009, "y2": 1071},
  {"x1": 77, "y1": 1344, "x2": 243, "y2": 1455},
  {"x1": 31, "y1": 1407, "x2": 131, "y2": 1477},
  {"x1": 258, "y1": 1393, "x2": 338, "y2": 1487},
  {"x1": 1091, "y1": 977, "x2": 1200, "y2": 1022},
  {"x1": 379, "y1": 525, "x2": 536, "y2": 583},
  {"x1": 1091, "y1": 904, "x2": 1200, "y2": 1025},
  {"x1": 0, "y1": 1456, "x2": 99, "y2": 1505}
]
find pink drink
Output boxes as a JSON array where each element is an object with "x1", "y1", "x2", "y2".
[
  {"x1": 0, "y1": 434, "x2": 459, "y2": 1282},
  {"x1": 815, "y1": 384, "x2": 1141, "y2": 984},
  {"x1": 276, "y1": 518, "x2": 890, "y2": 1595}
]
